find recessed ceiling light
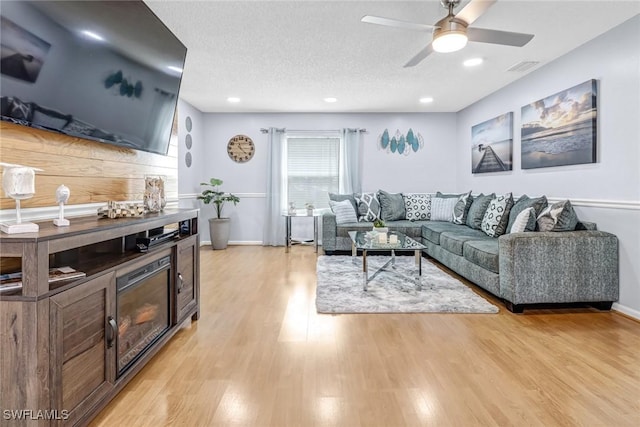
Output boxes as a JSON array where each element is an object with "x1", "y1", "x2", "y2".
[
  {"x1": 82, "y1": 30, "x2": 104, "y2": 41},
  {"x1": 463, "y1": 57, "x2": 484, "y2": 67},
  {"x1": 167, "y1": 66, "x2": 183, "y2": 73},
  {"x1": 419, "y1": 97, "x2": 434, "y2": 104},
  {"x1": 324, "y1": 97, "x2": 337, "y2": 103},
  {"x1": 227, "y1": 97, "x2": 241, "y2": 103}
]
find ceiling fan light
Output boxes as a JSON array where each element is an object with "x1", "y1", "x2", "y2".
[{"x1": 432, "y1": 31, "x2": 468, "y2": 53}]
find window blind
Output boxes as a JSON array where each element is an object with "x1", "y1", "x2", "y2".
[{"x1": 286, "y1": 136, "x2": 340, "y2": 209}]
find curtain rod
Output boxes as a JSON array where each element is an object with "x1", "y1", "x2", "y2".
[{"x1": 260, "y1": 128, "x2": 367, "y2": 133}]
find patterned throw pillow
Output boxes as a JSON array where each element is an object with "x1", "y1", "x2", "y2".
[
  {"x1": 403, "y1": 193, "x2": 431, "y2": 221},
  {"x1": 7, "y1": 97, "x2": 32, "y2": 121},
  {"x1": 354, "y1": 192, "x2": 380, "y2": 222},
  {"x1": 537, "y1": 200, "x2": 578, "y2": 232},
  {"x1": 481, "y1": 193, "x2": 514, "y2": 237},
  {"x1": 430, "y1": 197, "x2": 458, "y2": 222},
  {"x1": 329, "y1": 199, "x2": 358, "y2": 225},
  {"x1": 506, "y1": 195, "x2": 548, "y2": 233},
  {"x1": 466, "y1": 193, "x2": 495, "y2": 230},
  {"x1": 452, "y1": 191, "x2": 473, "y2": 224},
  {"x1": 510, "y1": 207, "x2": 536, "y2": 233},
  {"x1": 378, "y1": 190, "x2": 406, "y2": 221}
]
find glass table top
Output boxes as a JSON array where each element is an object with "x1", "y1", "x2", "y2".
[{"x1": 348, "y1": 230, "x2": 426, "y2": 251}]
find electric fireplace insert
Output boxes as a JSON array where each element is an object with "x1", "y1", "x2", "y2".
[{"x1": 115, "y1": 255, "x2": 171, "y2": 376}]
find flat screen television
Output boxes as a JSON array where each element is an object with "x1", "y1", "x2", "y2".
[{"x1": 0, "y1": 0, "x2": 186, "y2": 156}]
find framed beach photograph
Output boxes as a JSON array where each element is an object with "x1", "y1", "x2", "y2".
[
  {"x1": 521, "y1": 79, "x2": 597, "y2": 169},
  {"x1": 471, "y1": 112, "x2": 513, "y2": 173},
  {"x1": 0, "y1": 16, "x2": 51, "y2": 83}
]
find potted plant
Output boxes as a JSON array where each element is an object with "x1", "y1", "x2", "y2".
[
  {"x1": 373, "y1": 218, "x2": 388, "y2": 233},
  {"x1": 197, "y1": 178, "x2": 240, "y2": 250},
  {"x1": 305, "y1": 202, "x2": 314, "y2": 216}
]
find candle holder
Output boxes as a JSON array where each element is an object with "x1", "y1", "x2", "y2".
[
  {"x1": 0, "y1": 163, "x2": 42, "y2": 234},
  {"x1": 53, "y1": 184, "x2": 70, "y2": 227}
]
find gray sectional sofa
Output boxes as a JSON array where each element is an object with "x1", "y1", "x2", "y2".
[{"x1": 322, "y1": 192, "x2": 619, "y2": 313}]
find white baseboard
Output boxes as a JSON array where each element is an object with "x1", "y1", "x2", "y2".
[{"x1": 612, "y1": 303, "x2": 640, "y2": 321}]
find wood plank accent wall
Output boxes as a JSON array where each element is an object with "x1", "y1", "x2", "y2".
[{"x1": 0, "y1": 120, "x2": 178, "y2": 210}]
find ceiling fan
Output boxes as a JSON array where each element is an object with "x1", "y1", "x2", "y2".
[{"x1": 361, "y1": 0, "x2": 534, "y2": 67}]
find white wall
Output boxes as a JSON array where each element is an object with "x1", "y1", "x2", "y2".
[
  {"x1": 456, "y1": 15, "x2": 640, "y2": 316},
  {"x1": 182, "y1": 113, "x2": 457, "y2": 243},
  {"x1": 177, "y1": 99, "x2": 204, "y2": 218}
]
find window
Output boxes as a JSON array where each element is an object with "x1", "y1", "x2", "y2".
[{"x1": 285, "y1": 132, "x2": 340, "y2": 210}]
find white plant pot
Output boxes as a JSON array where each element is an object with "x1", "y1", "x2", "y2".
[{"x1": 209, "y1": 218, "x2": 231, "y2": 250}]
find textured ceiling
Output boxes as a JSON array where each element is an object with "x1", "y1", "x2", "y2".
[{"x1": 145, "y1": 0, "x2": 640, "y2": 113}]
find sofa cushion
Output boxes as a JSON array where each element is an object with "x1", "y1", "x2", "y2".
[
  {"x1": 337, "y1": 220, "x2": 426, "y2": 239},
  {"x1": 403, "y1": 193, "x2": 431, "y2": 221},
  {"x1": 63, "y1": 118, "x2": 96, "y2": 136},
  {"x1": 336, "y1": 221, "x2": 373, "y2": 237},
  {"x1": 465, "y1": 193, "x2": 495, "y2": 230},
  {"x1": 31, "y1": 104, "x2": 72, "y2": 130},
  {"x1": 506, "y1": 195, "x2": 548, "y2": 233},
  {"x1": 452, "y1": 191, "x2": 473, "y2": 224},
  {"x1": 440, "y1": 228, "x2": 491, "y2": 256},
  {"x1": 430, "y1": 197, "x2": 458, "y2": 221},
  {"x1": 481, "y1": 193, "x2": 514, "y2": 237},
  {"x1": 463, "y1": 240, "x2": 500, "y2": 274},
  {"x1": 386, "y1": 220, "x2": 429, "y2": 239},
  {"x1": 510, "y1": 207, "x2": 536, "y2": 233},
  {"x1": 329, "y1": 192, "x2": 357, "y2": 212},
  {"x1": 378, "y1": 190, "x2": 406, "y2": 221},
  {"x1": 329, "y1": 199, "x2": 358, "y2": 224},
  {"x1": 354, "y1": 192, "x2": 380, "y2": 222},
  {"x1": 422, "y1": 222, "x2": 468, "y2": 245},
  {"x1": 537, "y1": 200, "x2": 578, "y2": 232}
]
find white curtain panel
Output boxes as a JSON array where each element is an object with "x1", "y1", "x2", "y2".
[
  {"x1": 340, "y1": 128, "x2": 362, "y2": 194},
  {"x1": 262, "y1": 128, "x2": 286, "y2": 246}
]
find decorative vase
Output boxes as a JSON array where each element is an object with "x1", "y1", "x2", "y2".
[
  {"x1": 209, "y1": 218, "x2": 231, "y2": 250},
  {"x1": 306, "y1": 208, "x2": 314, "y2": 216},
  {"x1": 143, "y1": 175, "x2": 166, "y2": 212}
]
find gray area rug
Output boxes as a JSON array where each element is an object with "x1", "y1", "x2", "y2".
[{"x1": 316, "y1": 256, "x2": 499, "y2": 314}]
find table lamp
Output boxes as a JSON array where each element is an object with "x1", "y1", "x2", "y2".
[{"x1": 0, "y1": 163, "x2": 42, "y2": 234}]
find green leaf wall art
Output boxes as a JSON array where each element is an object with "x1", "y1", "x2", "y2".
[{"x1": 378, "y1": 128, "x2": 424, "y2": 156}]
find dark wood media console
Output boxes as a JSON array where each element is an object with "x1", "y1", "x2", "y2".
[{"x1": 0, "y1": 209, "x2": 200, "y2": 426}]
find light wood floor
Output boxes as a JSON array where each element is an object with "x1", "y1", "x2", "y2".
[{"x1": 91, "y1": 246, "x2": 640, "y2": 427}]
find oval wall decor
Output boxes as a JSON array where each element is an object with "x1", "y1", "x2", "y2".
[
  {"x1": 185, "y1": 134, "x2": 192, "y2": 149},
  {"x1": 185, "y1": 152, "x2": 192, "y2": 168},
  {"x1": 185, "y1": 116, "x2": 192, "y2": 132}
]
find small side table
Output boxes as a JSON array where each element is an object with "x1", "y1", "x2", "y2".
[{"x1": 284, "y1": 212, "x2": 320, "y2": 253}]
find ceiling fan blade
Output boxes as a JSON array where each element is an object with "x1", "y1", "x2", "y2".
[
  {"x1": 404, "y1": 44, "x2": 435, "y2": 68},
  {"x1": 455, "y1": 0, "x2": 497, "y2": 25},
  {"x1": 361, "y1": 15, "x2": 436, "y2": 32},
  {"x1": 467, "y1": 27, "x2": 534, "y2": 47}
]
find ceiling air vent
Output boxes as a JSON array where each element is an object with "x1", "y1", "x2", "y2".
[{"x1": 507, "y1": 61, "x2": 540, "y2": 72}]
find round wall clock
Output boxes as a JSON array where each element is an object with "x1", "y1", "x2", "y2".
[{"x1": 227, "y1": 135, "x2": 255, "y2": 163}]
